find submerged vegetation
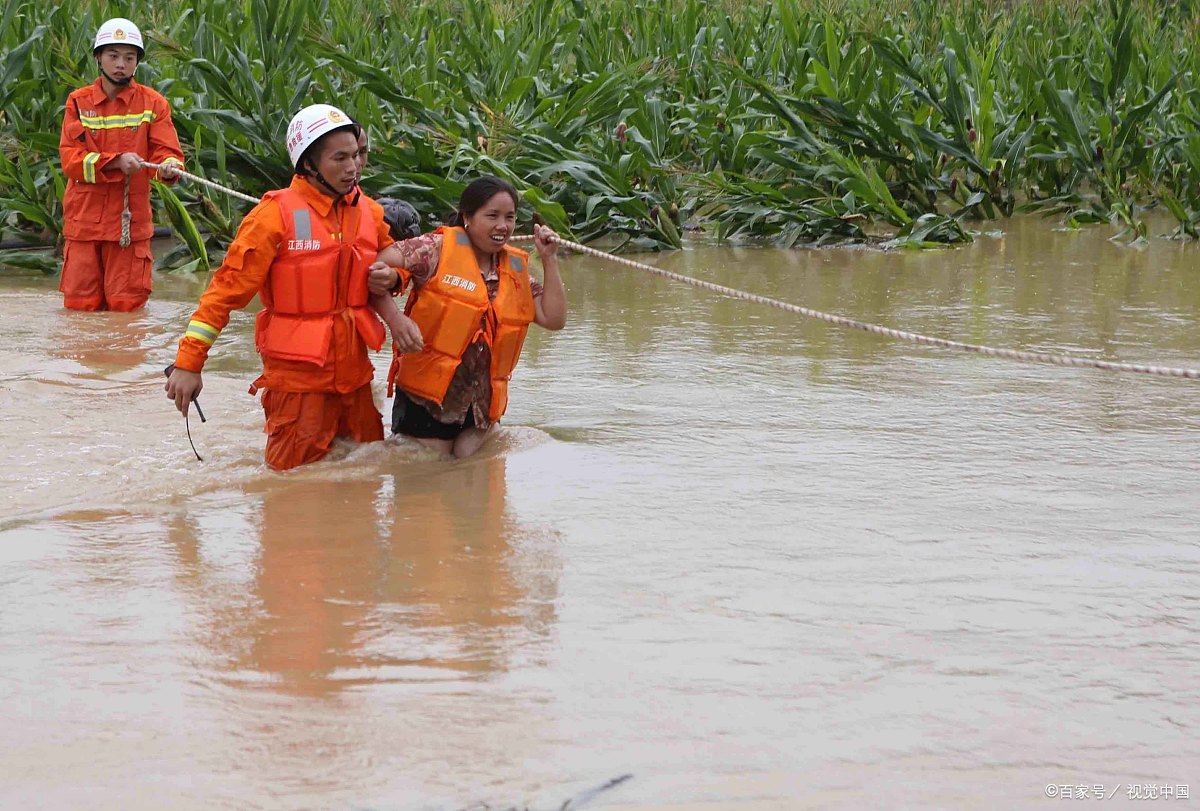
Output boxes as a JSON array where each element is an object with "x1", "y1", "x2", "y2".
[{"x1": 3, "y1": 0, "x2": 1200, "y2": 268}]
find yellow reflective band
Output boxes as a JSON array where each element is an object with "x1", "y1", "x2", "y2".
[
  {"x1": 185, "y1": 320, "x2": 219, "y2": 345},
  {"x1": 78, "y1": 110, "x2": 156, "y2": 130},
  {"x1": 83, "y1": 152, "x2": 100, "y2": 184}
]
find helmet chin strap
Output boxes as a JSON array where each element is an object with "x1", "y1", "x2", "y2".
[
  {"x1": 303, "y1": 165, "x2": 345, "y2": 200},
  {"x1": 99, "y1": 65, "x2": 133, "y2": 86}
]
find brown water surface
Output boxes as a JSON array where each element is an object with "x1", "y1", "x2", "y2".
[{"x1": 1, "y1": 218, "x2": 1197, "y2": 809}]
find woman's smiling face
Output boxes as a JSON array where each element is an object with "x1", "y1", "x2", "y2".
[{"x1": 465, "y1": 191, "x2": 518, "y2": 256}]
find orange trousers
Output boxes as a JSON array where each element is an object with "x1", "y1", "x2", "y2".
[
  {"x1": 261, "y1": 384, "x2": 384, "y2": 471},
  {"x1": 60, "y1": 238, "x2": 153, "y2": 312}
]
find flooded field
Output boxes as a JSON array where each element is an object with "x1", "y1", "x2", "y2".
[{"x1": 1, "y1": 218, "x2": 1197, "y2": 809}]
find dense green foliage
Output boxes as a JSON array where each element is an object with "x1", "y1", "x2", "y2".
[{"x1": 3, "y1": 0, "x2": 1200, "y2": 268}]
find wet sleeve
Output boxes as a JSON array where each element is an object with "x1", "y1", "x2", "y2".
[
  {"x1": 58, "y1": 93, "x2": 118, "y2": 185},
  {"x1": 147, "y1": 94, "x2": 185, "y2": 184},
  {"x1": 174, "y1": 203, "x2": 283, "y2": 372}
]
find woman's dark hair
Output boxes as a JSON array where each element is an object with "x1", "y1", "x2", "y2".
[{"x1": 447, "y1": 176, "x2": 519, "y2": 226}]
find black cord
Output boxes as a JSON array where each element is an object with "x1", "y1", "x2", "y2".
[
  {"x1": 185, "y1": 409, "x2": 203, "y2": 463},
  {"x1": 164, "y1": 365, "x2": 205, "y2": 461}
]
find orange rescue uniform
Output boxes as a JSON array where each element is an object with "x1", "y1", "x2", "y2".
[
  {"x1": 58, "y1": 77, "x2": 184, "y2": 311},
  {"x1": 174, "y1": 176, "x2": 394, "y2": 470}
]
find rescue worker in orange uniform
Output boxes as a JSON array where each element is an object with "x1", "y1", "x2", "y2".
[
  {"x1": 367, "y1": 176, "x2": 567, "y2": 458},
  {"x1": 164, "y1": 104, "x2": 423, "y2": 471},
  {"x1": 58, "y1": 18, "x2": 185, "y2": 311}
]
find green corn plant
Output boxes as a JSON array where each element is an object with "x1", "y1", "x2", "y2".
[
  {"x1": 882, "y1": 212, "x2": 974, "y2": 249},
  {"x1": 0, "y1": 249, "x2": 59, "y2": 274},
  {"x1": 1024, "y1": 0, "x2": 1177, "y2": 236},
  {"x1": 152, "y1": 179, "x2": 209, "y2": 271},
  {"x1": 696, "y1": 170, "x2": 868, "y2": 247},
  {"x1": 8, "y1": 0, "x2": 1200, "y2": 257},
  {"x1": 0, "y1": 144, "x2": 64, "y2": 242}
]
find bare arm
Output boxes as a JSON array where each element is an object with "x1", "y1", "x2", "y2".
[
  {"x1": 370, "y1": 291, "x2": 423, "y2": 353},
  {"x1": 369, "y1": 233, "x2": 442, "y2": 295},
  {"x1": 532, "y1": 224, "x2": 567, "y2": 330},
  {"x1": 370, "y1": 243, "x2": 410, "y2": 294}
]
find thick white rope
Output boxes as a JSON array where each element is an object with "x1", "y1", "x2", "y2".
[
  {"x1": 139, "y1": 159, "x2": 260, "y2": 204},
  {"x1": 513, "y1": 234, "x2": 1200, "y2": 380},
  {"x1": 130, "y1": 158, "x2": 1197, "y2": 380}
]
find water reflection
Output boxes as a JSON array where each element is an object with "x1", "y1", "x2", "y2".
[
  {"x1": 376, "y1": 455, "x2": 543, "y2": 676},
  {"x1": 243, "y1": 477, "x2": 385, "y2": 696},
  {"x1": 47, "y1": 307, "x2": 157, "y2": 376},
  {"x1": 167, "y1": 456, "x2": 556, "y2": 697}
]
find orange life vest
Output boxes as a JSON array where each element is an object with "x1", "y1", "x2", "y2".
[
  {"x1": 388, "y1": 226, "x2": 536, "y2": 421},
  {"x1": 254, "y1": 187, "x2": 385, "y2": 366}
]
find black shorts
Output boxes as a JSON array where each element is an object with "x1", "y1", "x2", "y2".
[{"x1": 391, "y1": 391, "x2": 475, "y2": 440}]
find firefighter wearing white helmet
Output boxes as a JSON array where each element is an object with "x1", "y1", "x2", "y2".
[
  {"x1": 93, "y1": 19, "x2": 145, "y2": 77},
  {"x1": 57, "y1": 16, "x2": 184, "y2": 311},
  {"x1": 284, "y1": 104, "x2": 362, "y2": 198},
  {"x1": 285, "y1": 104, "x2": 354, "y2": 167},
  {"x1": 166, "y1": 103, "x2": 425, "y2": 470}
]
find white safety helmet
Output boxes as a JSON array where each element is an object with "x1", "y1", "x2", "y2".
[
  {"x1": 93, "y1": 18, "x2": 144, "y2": 59},
  {"x1": 285, "y1": 104, "x2": 356, "y2": 170}
]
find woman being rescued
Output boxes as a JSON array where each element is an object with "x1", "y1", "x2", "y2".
[{"x1": 367, "y1": 176, "x2": 566, "y2": 458}]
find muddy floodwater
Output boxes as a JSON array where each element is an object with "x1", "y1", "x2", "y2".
[{"x1": 1, "y1": 218, "x2": 1198, "y2": 810}]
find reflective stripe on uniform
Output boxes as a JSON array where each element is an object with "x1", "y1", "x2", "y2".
[
  {"x1": 292, "y1": 209, "x2": 312, "y2": 243},
  {"x1": 82, "y1": 152, "x2": 101, "y2": 184},
  {"x1": 185, "y1": 319, "x2": 220, "y2": 345},
  {"x1": 78, "y1": 110, "x2": 156, "y2": 130}
]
